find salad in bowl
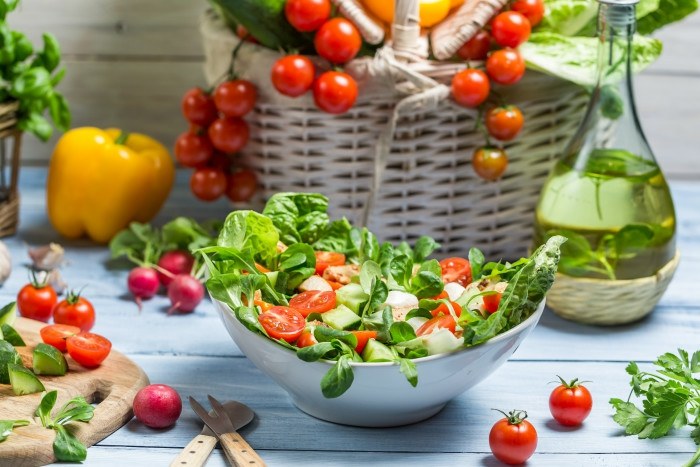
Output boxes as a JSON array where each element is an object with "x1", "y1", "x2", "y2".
[{"x1": 203, "y1": 193, "x2": 564, "y2": 425}]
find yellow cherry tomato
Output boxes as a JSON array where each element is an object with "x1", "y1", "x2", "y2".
[{"x1": 363, "y1": 0, "x2": 451, "y2": 28}]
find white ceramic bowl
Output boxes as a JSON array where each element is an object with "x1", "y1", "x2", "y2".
[{"x1": 213, "y1": 298, "x2": 545, "y2": 427}]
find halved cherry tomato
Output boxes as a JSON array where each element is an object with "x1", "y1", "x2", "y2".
[
  {"x1": 432, "y1": 290, "x2": 449, "y2": 300},
  {"x1": 417, "y1": 314, "x2": 457, "y2": 336},
  {"x1": 327, "y1": 280, "x2": 343, "y2": 291},
  {"x1": 483, "y1": 292, "x2": 503, "y2": 314},
  {"x1": 296, "y1": 330, "x2": 317, "y2": 348},
  {"x1": 351, "y1": 330, "x2": 378, "y2": 353},
  {"x1": 315, "y1": 251, "x2": 346, "y2": 275},
  {"x1": 440, "y1": 257, "x2": 472, "y2": 286},
  {"x1": 289, "y1": 290, "x2": 337, "y2": 317},
  {"x1": 40, "y1": 324, "x2": 81, "y2": 353},
  {"x1": 430, "y1": 301, "x2": 462, "y2": 318},
  {"x1": 66, "y1": 332, "x2": 112, "y2": 367},
  {"x1": 258, "y1": 306, "x2": 305, "y2": 343}
]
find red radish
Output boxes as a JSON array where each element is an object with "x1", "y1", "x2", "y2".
[
  {"x1": 127, "y1": 267, "x2": 160, "y2": 310},
  {"x1": 133, "y1": 384, "x2": 182, "y2": 428},
  {"x1": 157, "y1": 250, "x2": 195, "y2": 287},
  {"x1": 167, "y1": 274, "x2": 204, "y2": 314}
]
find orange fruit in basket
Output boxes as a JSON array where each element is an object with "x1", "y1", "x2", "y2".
[{"x1": 363, "y1": 0, "x2": 451, "y2": 28}]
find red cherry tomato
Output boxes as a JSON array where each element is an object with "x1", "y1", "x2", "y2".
[
  {"x1": 258, "y1": 306, "x2": 306, "y2": 343},
  {"x1": 472, "y1": 146, "x2": 508, "y2": 181},
  {"x1": 457, "y1": 30, "x2": 491, "y2": 61},
  {"x1": 226, "y1": 169, "x2": 257, "y2": 203},
  {"x1": 181, "y1": 88, "x2": 217, "y2": 127},
  {"x1": 439, "y1": 257, "x2": 472, "y2": 287},
  {"x1": 489, "y1": 410, "x2": 538, "y2": 465},
  {"x1": 451, "y1": 69, "x2": 490, "y2": 108},
  {"x1": 52, "y1": 293, "x2": 96, "y2": 332},
  {"x1": 66, "y1": 332, "x2": 112, "y2": 367},
  {"x1": 40, "y1": 324, "x2": 81, "y2": 353},
  {"x1": 313, "y1": 71, "x2": 358, "y2": 114},
  {"x1": 549, "y1": 377, "x2": 593, "y2": 426},
  {"x1": 208, "y1": 152, "x2": 232, "y2": 172},
  {"x1": 285, "y1": 0, "x2": 331, "y2": 32},
  {"x1": 351, "y1": 330, "x2": 378, "y2": 353},
  {"x1": 314, "y1": 251, "x2": 346, "y2": 275},
  {"x1": 296, "y1": 330, "x2": 317, "y2": 348},
  {"x1": 271, "y1": 55, "x2": 316, "y2": 97},
  {"x1": 208, "y1": 117, "x2": 249, "y2": 154},
  {"x1": 491, "y1": 11, "x2": 531, "y2": 48},
  {"x1": 314, "y1": 18, "x2": 362, "y2": 64},
  {"x1": 289, "y1": 290, "x2": 337, "y2": 317},
  {"x1": 174, "y1": 132, "x2": 213, "y2": 168},
  {"x1": 190, "y1": 167, "x2": 227, "y2": 201},
  {"x1": 483, "y1": 292, "x2": 502, "y2": 314},
  {"x1": 486, "y1": 48, "x2": 526, "y2": 85},
  {"x1": 430, "y1": 301, "x2": 462, "y2": 318},
  {"x1": 485, "y1": 105, "x2": 524, "y2": 141},
  {"x1": 511, "y1": 0, "x2": 545, "y2": 27},
  {"x1": 416, "y1": 314, "x2": 457, "y2": 337},
  {"x1": 213, "y1": 80, "x2": 257, "y2": 118},
  {"x1": 17, "y1": 283, "x2": 58, "y2": 322}
]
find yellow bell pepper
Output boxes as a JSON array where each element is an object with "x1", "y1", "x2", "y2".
[
  {"x1": 47, "y1": 127, "x2": 174, "y2": 243},
  {"x1": 363, "y1": 0, "x2": 452, "y2": 28}
]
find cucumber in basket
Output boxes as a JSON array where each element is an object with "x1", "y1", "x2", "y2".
[{"x1": 211, "y1": 0, "x2": 311, "y2": 52}]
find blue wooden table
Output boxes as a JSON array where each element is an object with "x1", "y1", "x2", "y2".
[{"x1": 4, "y1": 169, "x2": 699, "y2": 466}]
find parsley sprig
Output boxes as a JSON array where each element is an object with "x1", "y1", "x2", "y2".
[
  {"x1": 35, "y1": 390, "x2": 95, "y2": 462},
  {"x1": 610, "y1": 349, "x2": 700, "y2": 467}
]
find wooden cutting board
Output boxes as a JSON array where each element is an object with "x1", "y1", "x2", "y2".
[{"x1": 0, "y1": 317, "x2": 150, "y2": 466}]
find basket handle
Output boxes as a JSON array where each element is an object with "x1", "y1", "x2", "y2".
[{"x1": 391, "y1": 0, "x2": 421, "y2": 59}]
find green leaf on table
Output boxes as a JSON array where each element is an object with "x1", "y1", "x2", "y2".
[
  {"x1": 36, "y1": 390, "x2": 58, "y2": 428},
  {"x1": 647, "y1": 389, "x2": 690, "y2": 438},
  {"x1": 162, "y1": 217, "x2": 217, "y2": 252},
  {"x1": 109, "y1": 222, "x2": 162, "y2": 265},
  {"x1": 610, "y1": 398, "x2": 652, "y2": 435},
  {"x1": 0, "y1": 420, "x2": 28, "y2": 442},
  {"x1": 53, "y1": 424, "x2": 87, "y2": 462}
]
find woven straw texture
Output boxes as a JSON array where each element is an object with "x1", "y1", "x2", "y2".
[
  {"x1": 547, "y1": 251, "x2": 680, "y2": 326},
  {"x1": 200, "y1": 11, "x2": 588, "y2": 260}
]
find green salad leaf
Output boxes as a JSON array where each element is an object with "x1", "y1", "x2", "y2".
[
  {"x1": 35, "y1": 391, "x2": 94, "y2": 462},
  {"x1": 0, "y1": 419, "x2": 28, "y2": 442}
]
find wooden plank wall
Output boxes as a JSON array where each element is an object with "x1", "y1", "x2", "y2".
[{"x1": 8, "y1": 0, "x2": 700, "y2": 178}]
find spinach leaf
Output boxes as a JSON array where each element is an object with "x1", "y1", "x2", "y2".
[
  {"x1": 313, "y1": 218, "x2": 354, "y2": 254},
  {"x1": 390, "y1": 321, "x2": 417, "y2": 343},
  {"x1": 262, "y1": 193, "x2": 329, "y2": 245}
]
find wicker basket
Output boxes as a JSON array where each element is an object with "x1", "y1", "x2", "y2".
[
  {"x1": 200, "y1": 6, "x2": 589, "y2": 260},
  {"x1": 0, "y1": 101, "x2": 22, "y2": 237},
  {"x1": 546, "y1": 251, "x2": 680, "y2": 326}
]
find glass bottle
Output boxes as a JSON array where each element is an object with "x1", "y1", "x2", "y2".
[{"x1": 533, "y1": 0, "x2": 676, "y2": 281}]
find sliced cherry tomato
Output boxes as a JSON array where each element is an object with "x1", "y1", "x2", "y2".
[
  {"x1": 472, "y1": 146, "x2": 508, "y2": 181},
  {"x1": 181, "y1": 88, "x2": 217, "y2": 127},
  {"x1": 486, "y1": 48, "x2": 526, "y2": 85},
  {"x1": 491, "y1": 11, "x2": 531, "y2": 48},
  {"x1": 511, "y1": 0, "x2": 545, "y2": 27},
  {"x1": 432, "y1": 290, "x2": 449, "y2": 300},
  {"x1": 66, "y1": 332, "x2": 112, "y2": 367},
  {"x1": 549, "y1": 377, "x2": 593, "y2": 426},
  {"x1": 258, "y1": 306, "x2": 306, "y2": 343},
  {"x1": 351, "y1": 330, "x2": 378, "y2": 353},
  {"x1": 489, "y1": 410, "x2": 538, "y2": 465},
  {"x1": 52, "y1": 292, "x2": 96, "y2": 332},
  {"x1": 190, "y1": 167, "x2": 227, "y2": 201},
  {"x1": 483, "y1": 292, "x2": 502, "y2": 314},
  {"x1": 285, "y1": 0, "x2": 331, "y2": 32},
  {"x1": 296, "y1": 330, "x2": 317, "y2": 348},
  {"x1": 439, "y1": 257, "x2": 472, "y2": 287},
  {"x1": 327, "y1": 280, "x2": 343, "y2": 291},
  {"x1": 271, "y1": 55, "x2": 316, "y2": 97},
  {"x1": 313, "y1": 71, "x2": 358, "y2": 114},
  {"x1": 207, "y1": 117, "x2": 249, "y2": 154},
  {"x1": 213, "y1": 80, "x2": 257, "y2": 118},
  {"x1": 485, "y1": 105, "x2": 524, "y2": 141},
  {"x1": 416, "y1": 314, "x2": 457, "y2": 336},
  {"x1": 17, "y1": 283, "x2": 58, "y2": 322},
  {"x1": 40, "y1": 324, "x2": 81, "y2": 353},
  {"x1": 456, "y1": 30, "x2": 491, "y2": 61},
  {"x1": 226, "y1": 169, "x2": 257, "y2": 203},
  {"x1": 315, "y1": 251, "x2": 346, "y2": 275},
  {"x1": 314, "y1": 18, "x2": 361, "y2": 64},
  {"x1": 174, "y1": 132, "x2": 213, "y2": 168},
  {"x1": 451, "y1": 69, "x2": 490, "y2": 108},
  {"x1": 289, "y1": 290, "x2": 337, "y2": 317},
  {"x1": 430, "y1": 301, "x2": 462, "y2": 318}
]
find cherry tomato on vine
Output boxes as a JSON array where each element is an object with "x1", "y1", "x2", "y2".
[
  {"x1": 190, "y1": 167, "x2": 227, "y2": 201},
  {"x1": 510, "y1": 0, "x2": 545, "y2": 27},
  {"x1": 208, "y1": 117, "x2": 249, "y2": 154},
  {"x1": 289, "y1": 290, "x2": 337, "y2": 317},
  {"x1": 491, "y1": 11, "x2": 531, "y2": 48},
  {"x1": 181, "y1": 88, "x2": 217, "y2": 127},
  {"x1": 439, "y1": 257, "x2": 472, "y2": 286},
  {"x1": 314, "y1": 18, "x2": 362, "y2": 64},
  {"x1": 456, "y1": 30, "x2": 491, "y2": 61},
  {"x1": 285, "y1": 0, "x2": 331, "y2": 32},
  {"x1": 226, "y1": 169, "x2": 257, "y2": 203},
  {"x1": 486, "y1": 48, "x2": 526, "y2": 85},
  {"x1": 66, "y1": 332, "x2": 112, "y2": 368},
  {"x1": 40, "y1": 324, "x2": 80, "y2": 353},
  {"x1": 472, "y1": 147, "x2": 508, "y2": 181},
  {"x1": 549, "y1": 377, "x2": 593, "y2": 426},
  {"x1": 451, "y1": 68, "x2": 490, "y2": 108},
  {"x1": 489, "y1": 410, "x2": 538, "y2": 465},
  {"x1": 17, "y1": 281, "x2": 57, "y2": 322},
  {"x1": 52, "y1": 291, "x2": 96, "y2": 332},
  {"x1": 485, "y1": 105, "x2": 524, "y2": 141},
  {"x1": 258, "y1": 306, "x2": 305, "y2": 343},
  {"x1": 271, "y1": 55, "x2": 316, "y2": 97},
  {"x1": 174, "y1": 132, "x2": 213, "y2": 168},
  {"x1": 313, "y1": 71, "x2": 358, "y2": 114},
  {"x1": 235, "y1": 24, "x2": 258, "y2": 43},
  {"x1": 213, "y1": 80, "x2": 257, "y2": 118},
  {"x1": 208, "y1": 152, "x2": 232, "y2": 172}
]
